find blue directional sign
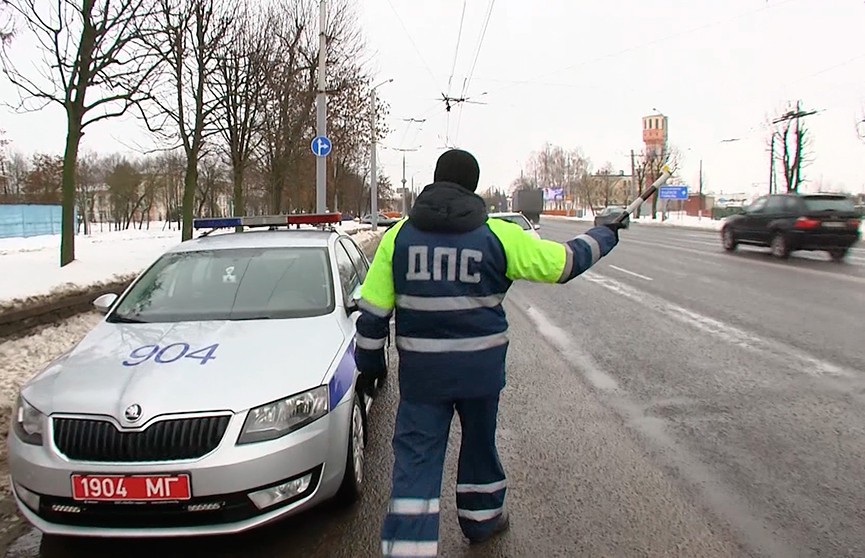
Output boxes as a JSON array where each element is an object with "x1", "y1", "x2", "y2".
[
  {"x1": 311, "y1": 135, "x2": 332, "y2": 158},
  {"x1": 659, "y1": 185, "x2": 689, "y2": 200}
]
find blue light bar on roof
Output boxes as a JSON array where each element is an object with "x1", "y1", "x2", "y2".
[
  {"x1": 192, "y1": 213, "x2": 342, "y2": 230},
  {"x1": 192, "y1": 217, "x2": 243, "y2": 229}
]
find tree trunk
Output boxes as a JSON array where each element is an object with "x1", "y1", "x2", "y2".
[
  {"x1": 182, "y1": 155, "x2": 198, "y2": 241},
  {"x1": 60, "y1": 121, "x2": 82, "y2": 267},
  {"x1": 233, "y1": 165, "x2": 245, "y2": 232}
]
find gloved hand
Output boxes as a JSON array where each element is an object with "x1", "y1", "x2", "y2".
[
  {"x1": 602, "y1": 221, "x2": 627, "y2": 242},
  {"x1": 355, "y1": 349, "x2": 387, "y2": 395}
]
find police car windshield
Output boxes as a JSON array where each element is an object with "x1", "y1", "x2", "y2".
[
  {"x1": 493, "y1": 215, "x2": 531, "y2": 230},
  {"x1": 108, "y1": 247, "x2": 334, "y2": 323}
]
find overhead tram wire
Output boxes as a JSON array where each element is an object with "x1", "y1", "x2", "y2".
[
  {"x1": 454, "y1": 0, "x2": 496, "y2": 144},
  {"x1": 384, "y1": 0, "x2": 439, "y2": 89},
  {"x1": 445, "y1": 0, "x2": 468, "y2": 145},
  {"x1": 460, "y1": 0, "x2": 496, "y2": 100}
]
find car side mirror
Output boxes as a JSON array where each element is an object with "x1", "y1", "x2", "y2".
[
  {"x1": 533, "y1": 223, "x2": 540, "y2": 230},
  {"x1": 93, "y1": 293, "x2": 118, "y2": 314}
]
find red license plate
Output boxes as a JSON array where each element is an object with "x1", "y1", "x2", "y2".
[{"x1": 71, "y1": 474, "x2": 191, "y2": 502}]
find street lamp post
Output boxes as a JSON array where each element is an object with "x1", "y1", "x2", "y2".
[{"x1": 369, "y1": 78, "x2": 393, "y2": 231}]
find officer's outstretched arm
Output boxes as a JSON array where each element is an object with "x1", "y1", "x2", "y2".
[
  {"x1": 354, "y1": 220, "x2": 405, "y2": 375},
  {"x1": 487, "y1": 218, "x2": 617, "y2": 284}
]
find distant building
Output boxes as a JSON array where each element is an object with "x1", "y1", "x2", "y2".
[{"x1": 642, "y1": 113, "x2": 668, "y2": 157}]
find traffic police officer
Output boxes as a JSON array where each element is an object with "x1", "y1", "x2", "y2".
[{"x1": 354, "y1": 149, "x2": 623, "y2": 556}]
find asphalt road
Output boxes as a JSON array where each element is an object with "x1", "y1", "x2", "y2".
[{"x1": 7, "y1": 219, "x2": 865, "y2": 557}]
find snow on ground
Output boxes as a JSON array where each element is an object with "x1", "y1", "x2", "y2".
[
  {"x1": 544, "y1": 212, "x2": 726, "y2": 231},
  {"x1": 0, "y1": 312, "x2": 102, "y2": 412},
  {"x1": 0, "y1": 219, "x2": 372, "y2": 308}
]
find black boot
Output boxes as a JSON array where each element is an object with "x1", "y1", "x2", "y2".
[{"x1": 467, "y1": 511, "x2": 510, "y2": 544}]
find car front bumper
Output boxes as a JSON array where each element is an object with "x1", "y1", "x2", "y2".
[{"x1": 8, "y1": 398, "x2": 354, "y2": 537}]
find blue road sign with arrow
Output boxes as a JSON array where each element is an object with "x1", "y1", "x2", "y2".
[
  {"x1": 311, "y1": 135, "x2": 332, "y2": 158},
  {"x1": 658, "y1": 185, "x2": 689, "y2": 200}
]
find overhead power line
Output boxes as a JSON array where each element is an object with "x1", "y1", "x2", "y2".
[{"x1": 460, "y1": 0, "x2": 496, "y2": 100}]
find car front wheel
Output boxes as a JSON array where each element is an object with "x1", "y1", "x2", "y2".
[
  {"x1": 335, "y1": 393, "x2": 365, "y2": 506},
  {"x1": 722, "y1": 228, "x2": 737, "y2": 252}
]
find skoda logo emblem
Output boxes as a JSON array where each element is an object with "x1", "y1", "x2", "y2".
[{"x1": 124, "y1": 404, "x2": 142, "y2": 422}]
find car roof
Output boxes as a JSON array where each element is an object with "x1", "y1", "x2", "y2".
[
  {"x1": 490, "y1": 212, "x2": 525, "y2": 217},
  {"x1": 167, "y1": 229, "x2": 339, "y2": 253}
]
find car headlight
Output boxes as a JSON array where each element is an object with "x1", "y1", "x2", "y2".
[
  {"x1": 14, "y1": 394, "x2": 45, "y2": 445},
  {"x1": 238, "y1": 386, "x2": 329, "y2": 444}
]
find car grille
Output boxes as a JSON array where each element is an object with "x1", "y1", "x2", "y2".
[{"x1": 53, "y1": 415, "x2": 231, "y2": 462}]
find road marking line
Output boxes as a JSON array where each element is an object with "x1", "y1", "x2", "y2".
[
  {"x1": 505, "y1": 292, "x2": 805, "y2": 558},
  {"x1": 580, "y1": 271, "x2": 856, "y2": 379},
  {"x1": 608, "y1": 264, "x2": 653, "y2": 281},
  {"x1": 512, "y1": 298, "x2": 620, "y2": 393}
]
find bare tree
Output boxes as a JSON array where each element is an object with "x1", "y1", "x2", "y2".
[
  {"x1": 1, "y1": 0, "x2": 156, "y2": 265},
  {"x1": 140, "y1": 0, "x2": 233, "y2": 240},
  {"x1": 213, "y1": 6, "x2": 268, "y2": 223},
  {"x1": 769, "y1": 101, "x2": 816, "y2": 193}
]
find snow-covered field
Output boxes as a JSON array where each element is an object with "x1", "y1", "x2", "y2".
[{"x1": 0, "y1": 220, "x2": 372, "y2": 309}]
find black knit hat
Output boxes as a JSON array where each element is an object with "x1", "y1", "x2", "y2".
[{"x1": 434, "y1": 149, "x2": 480, "y2": 192}]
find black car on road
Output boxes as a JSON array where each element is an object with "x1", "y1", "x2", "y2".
[
  {"x1": 594, "y1": 206, "x2": 630, "y2": 228},
  {"x1": 721, "y1": 193, "x2": 861, "y2": 262}
]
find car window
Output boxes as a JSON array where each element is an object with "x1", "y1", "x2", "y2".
[
  {"x1": 109, "y1": 247, "x2": 334, "y2": 323},
  {"x1": 802, "y1": 196, "x2": 856, "y2": 212},
  {"x1": 783, "y1": 196, "x2": 801, "y2": 212},
  {"x1": 765, "y1": 196, "x2": 786, "y2": 212},
  {"x1": 493, "y1": 215, "x2": 531, "y2": 230},
  {"x1": 334, "y1": 242, "x2": 360, "y2": 296},
  {"x1": 747, "y1": 196, "x2": 768, "y2": 213},
  {"x1": 339, "y1": 238, "x2": 368, "y2": 282}
]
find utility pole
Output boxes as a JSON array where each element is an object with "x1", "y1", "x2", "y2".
[
  {"x1": 769, "y1": 134, "x2": 775, "y2": 194},
  {"x1": 370, "y1": 88, "x2": 378, "y2": 231},
  {"x1": 630, "y1": 149, "x2": 636, "y2": 203},
  {"x1": 315, "y1": 0, "x2": 327, "y2": 214},
  {"x1": 387, "y1": 147, "x2": 420, "y2": 216},
  {"x1": 368, "y1": 79, "x2": 393, "y2": 231},
  {"x1": 698, "y1": 159, "x2": 703, "y2": 220}
]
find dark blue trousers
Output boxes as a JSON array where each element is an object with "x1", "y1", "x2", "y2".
[{"x1": 380, "y1": 394, "x2": 507, "y2": 557}]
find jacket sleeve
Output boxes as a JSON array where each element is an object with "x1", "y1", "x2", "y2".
[
  {"x1": 486, "y1": 218, "x2": 618, "y2": 283},
  {"x1": 354, "y1": 220, "x2": 405, "y2": 375}
]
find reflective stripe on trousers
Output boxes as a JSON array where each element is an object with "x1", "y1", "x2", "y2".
[{"x1": 382, "y1": 394, "x2": 507, "y2": 556}]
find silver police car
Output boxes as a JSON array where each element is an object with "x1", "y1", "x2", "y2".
[{"x1": 8, "y1": 213, "x2": 386, "y2": 537}]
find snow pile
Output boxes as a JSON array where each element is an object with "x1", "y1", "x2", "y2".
[
  {"x1": 0, "y1": 225, "x2": 183, "y2": 308},
  {"x1": 631, "y1": 213, "x2": 726, "y2": 231},
  {"x1": 0, "y1": 313, "x2": 103, "y2": 412}
]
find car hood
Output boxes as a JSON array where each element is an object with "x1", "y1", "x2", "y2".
[{"x1": 22, "y1": 316, "x2": 347, "y2": 422}]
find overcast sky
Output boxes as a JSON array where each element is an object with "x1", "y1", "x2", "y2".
[{"x1": 2, "y1": 0, "x2": 864, "y2": 200}]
